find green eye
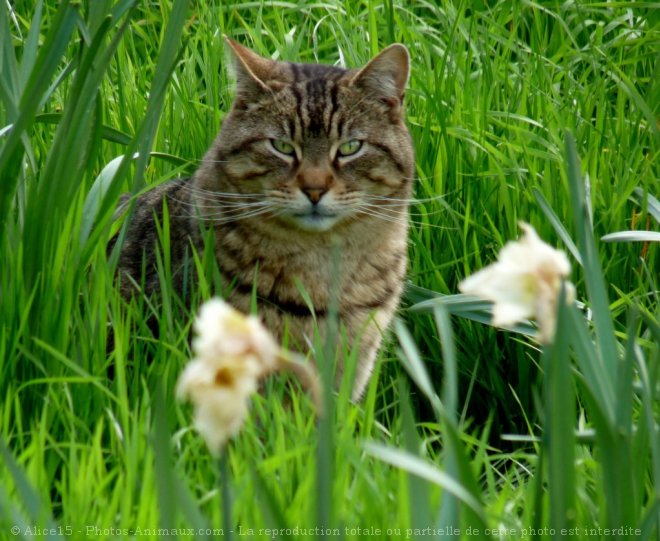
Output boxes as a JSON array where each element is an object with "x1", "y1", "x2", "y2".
[
  {"x1": 271, "y1": 139, "x2": 296, "y2": 156},
  {"x1": 337, "y1": 139, "x2": 362, "y2": 157}
]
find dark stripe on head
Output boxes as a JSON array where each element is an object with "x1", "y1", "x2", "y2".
[
  {"x1": 305, "y1": 78, "x2": 328, "y2": 137},
  {"x1": 290, "y1": 62, "x2": 301, "y2": 82},
  {"x1": 327, "y1": 82, "x2": 340, "y2": 134},
  {"x1": 335, "y1": 112, "x2": 346, "y2": 138},
  {"x1": 286, "y1": 116, "x2": 295, "y2": 138},
  {"x1": 329, "y1": 82, "x2": 339, "y2": 111},
  {"x1": 290, "y1": 84, "x2": 305, "y2": 138}
]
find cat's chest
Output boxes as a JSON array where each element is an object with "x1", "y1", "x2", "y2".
[{"x1": 214, "y1": 223, "x2": 403, "y2": 312}]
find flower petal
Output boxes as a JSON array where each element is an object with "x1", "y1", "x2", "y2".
[{"x1": 458, "y1": 223, "x2": 575, "y2": 343}]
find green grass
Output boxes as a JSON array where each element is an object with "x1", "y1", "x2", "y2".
[{"x1": 1, "y1": 1, "x2": 659, "y2": 540}]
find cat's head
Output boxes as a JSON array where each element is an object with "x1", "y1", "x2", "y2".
[{"x1": 197, "y1": 38, "x2": 414, "y2": 233}]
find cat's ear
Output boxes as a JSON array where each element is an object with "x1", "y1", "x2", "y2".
[
  {"x1": 224, "y1": 37, "x2": 275, "y2": 99},
  {"x1": 350, "y1": 44, "x2": 410, "y2": 107}
]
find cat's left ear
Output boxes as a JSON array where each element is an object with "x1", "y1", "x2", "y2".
[{"x1": 350, "y1": 44, "x2": 410, "y2": 107}]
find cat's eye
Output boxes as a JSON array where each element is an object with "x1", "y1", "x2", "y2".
[
  {"x1": 271, "y1": 139, "x2": 296, "y2": 156},
  {"x1": 337, "y1": 139, "x2": 363, "y2": 157}
]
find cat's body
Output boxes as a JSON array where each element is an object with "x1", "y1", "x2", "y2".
[{"x1": 115, "y1": 40, "x2": 414, "y2": 399}]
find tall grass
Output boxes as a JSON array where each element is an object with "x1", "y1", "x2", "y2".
[{"x1": 1, "y1": 1, "x2": 658, "y2": 540}]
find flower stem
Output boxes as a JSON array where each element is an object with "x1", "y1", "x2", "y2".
[{"x1": 219, "y1": 452, "x2": 233, "y2": 541}]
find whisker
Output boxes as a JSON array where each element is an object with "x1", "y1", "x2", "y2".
[
  {"x1": 354, "y1": 208, "x2": 448, "y2": 229},
  {"x1": 186, "y1": 204, "x2": 273, "y2": 218},
  {"x1": 170, "y1": 206, "x2": 276, "y2": 223},
  {"x1": 362, "y1": 193, "x2": 449, "y2": 204},
  {"x1": 358, "y1": 202, "x2": 447, "y2": 217},
  {"x1": 171, "y1": 198, "x2": 268, "y2": 210},
  {"x1": 178, "y1": 184, "x2": 264, "y2": 198},
  {"x1": 185, "y1": 191, "x2": 263, "y2": 200},
  {"x1": 187, "y1": 158, "x2": 229, "y2": 165},
  {"x1": 354, "y1": 208, "x2": 409, "y2": 227}
]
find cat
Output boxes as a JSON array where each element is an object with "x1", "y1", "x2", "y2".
[{"x1": 114, "y1": 38, "x2": 415, "y2": 400}]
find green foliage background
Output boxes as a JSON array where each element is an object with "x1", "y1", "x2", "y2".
[{"x1": 0, "y1": 1, "x2": 658, "y2": 540}]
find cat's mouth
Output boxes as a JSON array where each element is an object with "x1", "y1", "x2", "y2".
[{"x1": 288, "y1": 208, "x2": 341, "y2": 232}]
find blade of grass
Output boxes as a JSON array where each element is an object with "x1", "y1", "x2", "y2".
[
  {"x1": 394, "y1": 316, "x2": 488, "y2": 534},
  {"x1": 632, "y1": 187, "x2": 660, "y2": 224},
  {"x1": 0, "y1": 1, "x2": 78, "y2": 237},
  {"x1": 433, "y1": 305, "x2": 459, "y2": 537},
  {"x1": 0, "y1": 436, "x2": 62, "y2": 540},
  {"x1": 398, "y1": 378, "x2": 432, "y2": 536},
  {"x1": 107, "y1": 0, "x2": 190, "y2": 268},
  {"x1": 22, "y1": 8, "x2": 136, "y2": 281},
  {"x1": 153, "y1": 385, "x2": 177, "y2": 539},
  {"x1": 600, "y1": 231, "x2": 660, "y2": 243},
  {"x1": 316, "y1": 240, "x2": 341, "y2": 540},
  {"x1": 543, "y1": 284, "x2": 575, "y2": 534},
  {"x1": 564, "y1": 131, "x2": 619, "y2": 397},
  {"x1": 533, "y1": 187, "x2": 582, "y2": 266},
  {"x1": 363, "y1": 443, "x2": 487, "y2": 524}
]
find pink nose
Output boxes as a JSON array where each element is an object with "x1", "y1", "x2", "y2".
[{"x1": 297, "y1": 167, "x2": 333, "y2": 204}]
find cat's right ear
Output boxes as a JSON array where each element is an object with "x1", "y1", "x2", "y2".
[{"x1": 224, "y1": 37, "x2": 274, "y2": 101}]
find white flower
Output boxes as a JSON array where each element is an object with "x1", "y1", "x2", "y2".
[
  {"x1": 191, "y1": 298, "x2": 280, "y2": 372},
  {"x1": 176, "y1": 299, "x2": 279, "y2": 454},
  {"x1": 458, "y1": 222, "x2": 575, "y2": 344},
  {"x1": 176, "y1": 298, "x2": 322, "y2": 455}
]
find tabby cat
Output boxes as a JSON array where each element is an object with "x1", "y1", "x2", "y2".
[{"x1": 115, "y1": 39, "x2": 415, "y2": 400}]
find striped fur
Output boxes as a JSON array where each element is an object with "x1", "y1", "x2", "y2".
[{"x1": 115, "y1": 40, "x2": 415, "y2": 399}]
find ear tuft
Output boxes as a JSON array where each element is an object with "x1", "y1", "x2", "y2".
[{"x1": 350, "y1": 44, "x2": 410, "y2": 106}]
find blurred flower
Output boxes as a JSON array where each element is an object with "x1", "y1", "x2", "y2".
[
  {"x1": 176, "y1": 298, "x2": 320, "y2": 455},
  {"x1": 191, "y1": 298, "x2": 280, "y2": 369},
  {"x1": 458, "y1": 222, "x2": 575, "y2": 344}
]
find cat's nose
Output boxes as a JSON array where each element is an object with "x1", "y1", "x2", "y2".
[
  {"x1": 301, "y1": 187, "x2": 328, "y2": 204},
  {"x1": 297, "y1": 167, "x2": 332, "y2": 204}
]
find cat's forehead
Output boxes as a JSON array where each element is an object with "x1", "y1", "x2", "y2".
[
  {"x1": 266, "y1": 63, "x2": 359, "y2": 138},
  {"x1": 285, "y1": 61, "x2": 349, "y2": 82}
]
